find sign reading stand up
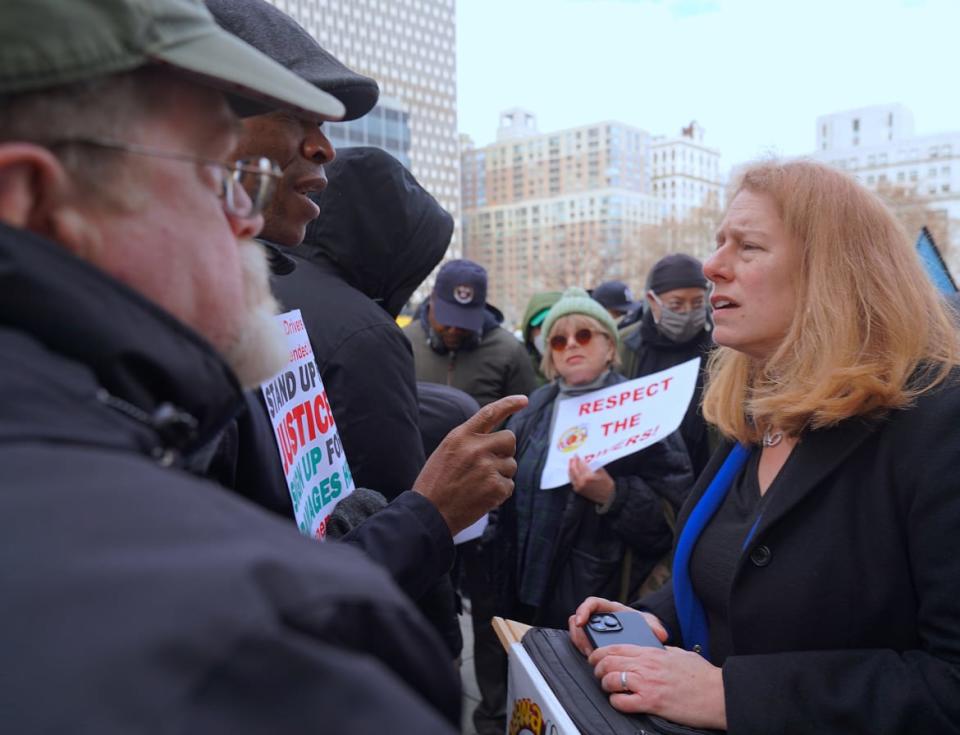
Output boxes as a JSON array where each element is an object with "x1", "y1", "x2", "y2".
[{"x1": 260, "y1": 309, "x2": 355, "y2": 540}]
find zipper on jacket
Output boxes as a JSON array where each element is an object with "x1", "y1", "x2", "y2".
[{"x1": 446, "y1": 351, "x2": 456, "y2": 386}]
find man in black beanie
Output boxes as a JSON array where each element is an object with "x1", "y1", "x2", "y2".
[{"x1": 619, "y1": 253, "x2": 714, "y2": 475}]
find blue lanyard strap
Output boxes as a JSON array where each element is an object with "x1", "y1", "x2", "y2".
[{"x1": 672, "y1": 443, "x2": 751, "y2": 660}]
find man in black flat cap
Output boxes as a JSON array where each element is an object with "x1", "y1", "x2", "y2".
[
  {"x1": 204, "y1": 0, "x2": 525, "y2": 661},
  {"x1": 208, "y1": 0, "x2": 378, "y2": 248}
]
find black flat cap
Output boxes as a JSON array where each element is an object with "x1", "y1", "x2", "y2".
[{"x1": 207, "y1": 0, "x2": 379, "y2": 121}]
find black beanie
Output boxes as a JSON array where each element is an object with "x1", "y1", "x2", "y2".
[{"x1": 646, "y1": 253, "x2": 707, "y2": 294}]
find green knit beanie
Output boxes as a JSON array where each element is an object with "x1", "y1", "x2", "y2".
[{"x1": 541, "y1": 287, "x2": 621, "y2": 349}]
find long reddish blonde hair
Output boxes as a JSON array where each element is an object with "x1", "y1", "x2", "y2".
[{"x1": 703, "y1": 159, "x2": 960, "y2": 443}]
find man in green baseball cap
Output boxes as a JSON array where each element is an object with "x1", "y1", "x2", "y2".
[{"x1": 0, "y1": 0, "x2": 464, "y2": 731}]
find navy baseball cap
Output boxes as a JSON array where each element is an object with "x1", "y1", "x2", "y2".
[
  {"x1": 431, "y1": 259, "x2": 487, "y2": 332},
  {"x1": 592, "y1": 280, "x2": 639, "y2": 314}
]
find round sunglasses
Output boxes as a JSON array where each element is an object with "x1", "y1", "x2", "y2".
[{"x1": 549, "y1": 328, "x2": 608, "y2": 352}]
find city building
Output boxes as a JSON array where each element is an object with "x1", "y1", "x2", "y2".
[
  {"x1": 266, "y1": 0, "x2": 460, "y2": 254},
  {"x1": 325, "y1": 95, "x2": 412, "y2": 169},
  {"x1": 461, "y1": 110, "x2": 664, "y2": 323},
  {"x1": 651, "y1": 121, "x2": 723, "y2": 219},
  {"x1": 811, "y1": 104, "x2": 960, "y2": 260}
]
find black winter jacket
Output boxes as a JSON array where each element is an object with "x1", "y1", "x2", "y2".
[
  {"x1": 275, "y1": 146, "x2": 453, "y2": 499},
  {"x1": 235, "y1": 148, "x2": 461, "y2": 653},
  {"x1": 0, "y1": 223, "x2": 458, "y2": 732},
  {"x1": 640, "y1": 381, "x2": 960, "y2": 735},
  {"x1": 494, "y1": 372, "x2": 694, "y2": 628}
]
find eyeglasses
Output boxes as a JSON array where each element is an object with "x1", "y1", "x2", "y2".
[
  {"x1": 549, "y1": 328, "x2": 608, "y2": 352},
  {"x1": 45, "y1": 138, "x2": 282, "y2": 218}
]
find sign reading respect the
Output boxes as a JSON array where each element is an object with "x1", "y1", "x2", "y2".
[
  {"x1": 540, "y1": 358, "x2": 700, "y2": 490},
  {"x1": 260, "y1": 309, "x2": 354, "y2": 540}
]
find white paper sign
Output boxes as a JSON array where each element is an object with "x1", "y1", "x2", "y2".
[
  {"x1": 260, "y1": 309, "x2": 355, "y2": 540},
  {"x1": 453, "y1": 513, "x2": 488, "y2": 546},
  {"x1": 540, "y1": 358, "x2": 700, "y2": 490}
]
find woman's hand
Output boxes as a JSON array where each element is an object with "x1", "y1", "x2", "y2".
[
  {"x1": 567, "y1": 597, "x2": 667, "y2": 656},
  {"x1": 569, "y1": 455, "x2": 615, "y2": 504},
  {"x1": 590, "y1": 644, "x2": 727, "y2": 730}
]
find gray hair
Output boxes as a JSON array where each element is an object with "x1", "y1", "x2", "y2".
[{"x1": 0, "y1": 67, "x2": 178, "y2": 205}]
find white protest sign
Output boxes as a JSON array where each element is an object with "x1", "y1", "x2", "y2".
[
  {"x1": 260, "y1": 309, "x2": 354, "y2": 540},
  {"x1": 540, "y1": 358, "x2": 700, "y2": 490}
]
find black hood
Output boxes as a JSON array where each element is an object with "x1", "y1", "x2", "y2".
[{"x1": 299, "y1": 147, "x2": 453, "y2": 318}]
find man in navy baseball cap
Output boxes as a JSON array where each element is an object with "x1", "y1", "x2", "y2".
[{"x1": 430, "y1": 259, "x2": 488, "y2": 342}]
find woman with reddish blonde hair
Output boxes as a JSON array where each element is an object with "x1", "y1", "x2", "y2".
[{"x1": 569, "y1": 160, "x2": 960, "y2": 734}]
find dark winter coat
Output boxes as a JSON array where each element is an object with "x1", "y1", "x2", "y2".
[
  {"x1": 0, "y1": 223, "x2": 459, "y2": 732},
  {"x1": 405, "y1": 304, "x2": 537, "y2": 407},
  {"x1": 277, "y1": 145, "x2": 454, "y2": 499},
  {"x1": 262, "y1": 148, "x2": 461, "y2": 654},
  {"x1": 639, "y1": 379, "x2": 960, "y2": 735},
  {"x1": 494, "y1": 372, "x2": 694, "y2": 629},
  {"x1": 619, "y1": 308, "x2": 714, "y2": 475}
]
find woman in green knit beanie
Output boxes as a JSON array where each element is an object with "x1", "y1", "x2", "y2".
[{"x1": 492, "y1": 286, "x2": 693, "y2": 629}]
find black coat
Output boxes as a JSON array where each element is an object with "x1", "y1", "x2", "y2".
[
  {"x1": 277, "y1": 146, "x2": 453, "y2": 499},
  {"x1": 640, "y1": 379, "x2": 960, "y2": 735},
  {"x1": 496, "y1": 373, "x2": 694, "y2": 628},
  {"x1": 0, "y1": 223, "x2": 459, "y2": 732}
]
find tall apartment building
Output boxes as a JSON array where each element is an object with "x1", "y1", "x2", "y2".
[
  {"x1": 811, "y1": 104, "x2": 960, "y2": 258},
  {"x1": 325, "y1": 95, "x2": 412, "y2": 170},
  {"x1": 461, "y1": 110, "x2": 662, "y2": 323},
  {"x1": 266, "y1": 0, "x2": 460, "y2": 254},
  {"x1": 651, "y1": 121, "x2": 723, "y2": 220}
]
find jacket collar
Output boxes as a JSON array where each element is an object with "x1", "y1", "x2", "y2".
[
  {"x1": 748, "y1": 416, "x2": 876, "y2": 543},
  {"x1": 0, "y1": 222, "x2": 244, "y2": 455},
  {"x1": 680, "y1": 417, "x2": 877, "y2": 549}
]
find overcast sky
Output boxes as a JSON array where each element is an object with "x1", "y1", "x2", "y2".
[{"x1": 456, "y1": 0, "x2": 959, "y2": 173}]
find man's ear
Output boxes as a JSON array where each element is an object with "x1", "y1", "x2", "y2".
[{"x1": 0, "y1": 143, "x2": 101, "y2": 257}]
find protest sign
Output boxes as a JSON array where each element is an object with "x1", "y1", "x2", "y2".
[
  {"x1": 260, "y1": 309, "x2": 354, "y2": 540},
  {"x1": 494, "y1": 618, "x2": 579, "y2": 735},
  {"x1": 540, "y1": 358, "x2": 700, "y2": 490}
]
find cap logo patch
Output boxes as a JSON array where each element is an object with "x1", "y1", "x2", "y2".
[{"x1": 453, "y1": 285, "x2": 474, "y2": 304}]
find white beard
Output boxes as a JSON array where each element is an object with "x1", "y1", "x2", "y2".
[{"x1": 221, "y1": 239, "x2": 288, "y2": 389}]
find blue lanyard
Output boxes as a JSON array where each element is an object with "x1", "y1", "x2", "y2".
[{"x1": 672, "y1": 443, "x2": 751, "y2": 660}]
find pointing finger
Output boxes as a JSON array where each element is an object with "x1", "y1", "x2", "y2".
[{"x1": 461, "y1": 395, "x2": 528, "y2": 435}]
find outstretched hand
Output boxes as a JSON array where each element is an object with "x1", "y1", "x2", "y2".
[{"x1": 413, "y1": 394, "x2": 528, "y2": 535}]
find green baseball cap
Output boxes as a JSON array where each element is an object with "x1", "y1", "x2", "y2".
[{"x1": 0, "y1": 0, "x2": 345, "y2": 121}]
